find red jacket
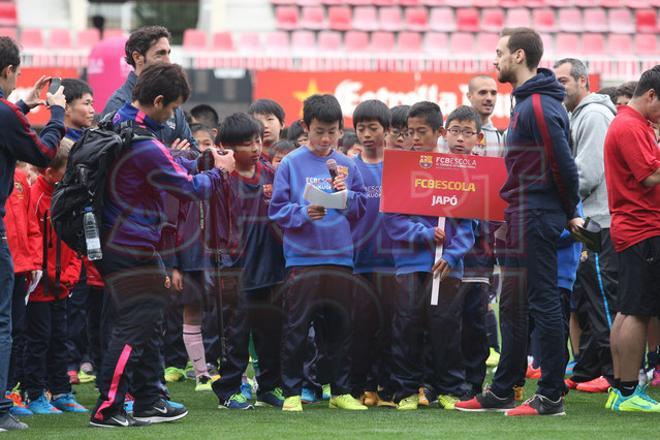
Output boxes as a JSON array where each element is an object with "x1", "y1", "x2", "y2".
[
  {"x1": 29, "y1": 175, "x2": 81, "y2": 302},
  {"x1": 83, "y1": 258, "x2": 105, "y2": 288},
  {"x1": 5, "y1": 168, "x2": 40, "y2": 274}
]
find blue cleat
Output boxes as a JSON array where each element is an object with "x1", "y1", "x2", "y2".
[
  {"x1": 301, "y1": 387, "x2": 318, "y2": 404},
  {"x1": 51, "y1": 393, "x2": 89, "y2": 413},
  {"x1": 27, "y1": 394, "x2": 62, "y2": 415}
]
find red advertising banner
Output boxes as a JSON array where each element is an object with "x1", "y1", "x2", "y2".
[{"x1": 380, "y1": 149, "x2": 508, "y2": 221}]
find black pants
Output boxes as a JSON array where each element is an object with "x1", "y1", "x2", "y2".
[
  {"x1": 302, "y1": 318, "x2": 331, "y2": 394},
  {"x1": 350, "y1": 272, "x2": 397, "y2": 398},
  {"x1": 491, "y1": 209, "x2": 566, "y2": 401},
  {"x1": 66, "y1": 267, "x2": 89, "y2": 372},
  {"x1": 214, "y1": 271, "x2": 283, "y2": 401},
  {"x1": 24, "y1": 299, "x2": 70, "y2": 400},
  {"x1": 86, "y1": 286, "x2": 104, "y2": 372},
  {"x1": 461, "y1": 282, "x2": 490, "y2": 391},
  {"x1": 8, "y1": 273, "x2": 27, "y2": 390},
  {"x1": 92, "y1": 251, "x2": 169, "y2": 420},
  {"x1": 162, "y1": 292, "x2": 188, "y2": 369},
  {"x1": 572, "y1": 228, "x2": 617, "y2": 381},
  {"x1": 280, "y1": 265, "x2": 354, "y2": 397}
]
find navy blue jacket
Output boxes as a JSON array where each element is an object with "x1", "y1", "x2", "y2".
[
  {"x1": 101, "y1": 71, "x2": 197, "y2": 150},
  {"x1": 501, "y1": 68, "x2": 579, "y2": 219},
  {"x1": 0, "y1": 90, "x2": 65, "y2": 233}
]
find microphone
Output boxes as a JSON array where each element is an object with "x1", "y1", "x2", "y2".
[{"x1": 326, "y1": 159, "x2": 338, "y2": 192}]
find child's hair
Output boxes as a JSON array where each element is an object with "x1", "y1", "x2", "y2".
[
  {"x1": 190, "y1": 104, "x2": 219, "y2": 128},
  {"x1": 408, "y1": 101, "x2": 443, "y2": 131},
  {"x1": 303, "y1": 94, "x2": 343, "y2": 129},
  {"x1": 445, "y1": 105, "x2": 482, "y2": 133},
  {"x1": 390, "y1": 105, "x2": 410, "y2": 130},
  {"x1": 189, "y1": 122, "x2": 215, "y2": 138},
  {"x1": 61, "y1": 78, "x2": 93, "y2": 104},
  {"x1": 286, "y1": 120, "x2": 306, "y2": 142},
  {"x1": 352, "y1": 99, "x2": 391, "y2": 130},
  {"x1": 339, "y1": 130, "x2": 358, "y2": 154},
  {"x1": 248, "y1": 99, "x2": 286, "y2": 126},
  {"x1": 272, "y1": 139, "x2": 296, "y2": 156},
  {"x1": 218, "y1": 113, "x2": 261, "y2": 147}
]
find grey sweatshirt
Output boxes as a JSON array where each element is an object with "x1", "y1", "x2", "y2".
[{"x1": 569, "y1": 93, "x2": 616, "y2": 228}]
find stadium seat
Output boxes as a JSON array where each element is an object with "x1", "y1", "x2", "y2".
[
  {"x1": 301, "y1": 6, "x2": 325, "y2": 30},
  {"x1": 374, "y1": 0, "x2": 397, "y2": 5},
  {"x1": 456, "y1": 8, "x2": 480, "y2": 33},
  {"x1": 370, "y1": 31, "x2": 395, "y2": 52},
  {"x1": 353, "y1": 6, "x2": 378, "y2": 32},
  {"x1": 296, "y1": 0, "x2": 318, "y2": 5},
  {"x1": 347, "y1": 0, "x2": 372, "y2": 5},
  {"x1": 635, "y1": 9, "x2": 658, "y2": 33},
  {"x1": 532, "y1": 8, "x2": 555, "y2": 33},
  {"x1": 405, "y1": 7, "x2": 429, "y2": 31},
  {"x1": 505, "y1": 8, "x2": 531, "y2": 28},
  {"x1": 547, "y1": 0, "x2": 572, "y2": 6},
  {"x1": 558, "y1": 8, "x2": 583, "y2": 32},
  {"x1": 476, "y1": 33, "x2": 498, "y2": 54},
  {"x1": 49, "y1": 29, "x2": 72, "y2": 49},
  {"x1": 499, "y1": 0, "x2": 524, "y2": 7},
  {"x1": 582, "y1": 33, "x2": 605, "y2": 55},
  {"x1": 275, "y1": 6, "x2": 298, "y2": 31},
  {"x1": 0, "y1": 26, "x2": 16, "y2": 40},
  {"x1": 445, "y1": 0, "x2": 473, "y2": 6},
  {"x1": 607, "y1": 34, "x2": 633, "y2": 53},
  {"x1": 608, "y1": 8, "x2": 635, "y2": 34},
  {"x1": 481, "y1": 8, "x2": 504, "y2": 33},
  {"x1": 76, "y1": 29, "x2": 100, "y2": 48},
  {"x1": 429, "y1": 8, "x2": 456, "y2": 33},
  {"x1": 600, "y1": 0, "x2": 623, "y2": 6},
  {"x1": 328, "y1": 6, "x2": 352, "y2": 31},
  {"x1": 20, "y1": 28, "x2": 44, "y2": 48},
  {"x1": 102, "y1": 29, "x2": 125, "y2": 40},
  {"x1": 424, "y1": 32, "x2": 448, "y2": 53},
  {"x1": 634, "y1": 34, "x2": 657, "y2": 55},
  {"x1": 320, "y1": 0, "x2": 344, "y2": 4},
  {"x1": 212, "y1": 32, "x2": 234, "y2": 51},
  {"x1": 266, "y1": 31, "x2": 290, "y2": 51},
  {"x1": 399, "y1": 0, "x2": 422, "y2": 5},
  {"x1": 583, "y1": 8, "x2": 608, "y2": 33},
  {"x1": 0, "y1": 2, "x2": 17, "y2": 27},
  {"x1": 625, "y1": 0, "x2": 651, "y2": 8},
  {"x1": 318, "y1": 30, "x2": 342, "y2": 51},
  {"x1": 556, "y1": 33, "x2": 581, "y2": 55},
  {"x1": 524, "y1": 0, "x2": 547, "y2": 7},
  {"x1": 397, "y1": 31, "x2": 422, "y2": 52},
  {"x1": 473, "y1": 0, "x2": 498, "y2": 7},
  {"x1": 379, "y1": 7, "x2": 403, "y2": 32},
  {"x1": 183, "y1": 29, "x2": 207, "y2": 50},
  {"x1": 291, "y1": 30, "x2": 315, "y2": 51},
  {"x1": 573, "y1": 0, "x2": 600, "y2": 6},
  {"x1": 421, "y1": 0, "x2": 449, "y2": 5},
  {"x1": 345, "y1": 31, "x2": 369, "y2": 51},
  {"x1": 450, "y1": 33, "x2": 474, "y2": 53},
  {"x1": 238, "y1": 33, "x2": 262, "y2": 51}
]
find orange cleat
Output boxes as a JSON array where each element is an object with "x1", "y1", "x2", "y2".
[{"x1": 575, "y1": 376, "x2": 610, "y2": 393}]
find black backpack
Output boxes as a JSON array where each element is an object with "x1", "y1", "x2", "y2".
[{"x1": 50, "y1": 120, "x2": 155, "y2": 256}]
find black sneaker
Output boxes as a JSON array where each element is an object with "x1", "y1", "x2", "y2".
[
  {"x1": 455, "y1": 387, "x2": 515, "y2": 412},
  {"x1": 0, "y1": 412, "x2": 28, "y2": 431},
  {"x1": 505, "y1": 394, "x2": 566, "y2": 417},
  {"x1": 89, "y1": 411, "x2": 151, "y2": 428},
  {"x1": 133, "y1": 399, "x2": 188, "y2": 424}
]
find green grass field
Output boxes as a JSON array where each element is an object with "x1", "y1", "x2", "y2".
[{"x1": 5, "y1": 379, "x2": 658, "y2": 440}]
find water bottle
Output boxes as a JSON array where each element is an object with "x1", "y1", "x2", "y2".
[{"x1": 83, "y1": 207, "x2": 103, "y2": 261}]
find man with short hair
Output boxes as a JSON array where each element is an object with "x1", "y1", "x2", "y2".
[
  {"x1": 467, "y1": 75, "x2": 504, "y2": 157},
  {"x1": 614, "y1": 81, "x2": 637, "y2": 106},
  {"x1": 553, "y1": 58, "x2": 617, "y2": 394}
]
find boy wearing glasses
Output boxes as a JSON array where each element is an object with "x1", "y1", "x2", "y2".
[{"x1": 386, "y1": 105, "x2": 412, "y2": 150}]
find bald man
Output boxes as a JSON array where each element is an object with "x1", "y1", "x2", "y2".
[{"x1": 467, "y1": 75, "x2": 504, "y2": 157}]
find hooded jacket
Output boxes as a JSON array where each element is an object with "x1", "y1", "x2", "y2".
[
  {"x1": 4, "y1": 169, "x2": 40, "y2": 273},
  {"x1": 569, "y1": 93, "x2": 616, "y2": 228},
  {"x1": 500, "y1": 68, "x2": 579, "y2": 219}
]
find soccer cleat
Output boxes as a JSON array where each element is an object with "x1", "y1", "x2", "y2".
[
  {"x1": 255, "y1": 388, "x2": 285, "y2": 408},
  {"x1": 90, "y1": 411, "x2": 151, "y2": 428},
  {"x1": 361, "y1": 391, "x2": 378, "y2": 407},
  {"x1": 240, "y1": 382, "x2": 253, "y2": 400},
  {"x1": 564, "y1": 378, "x2": 578, "y2": 390},
  {"x1": 329, "y1": 394, "x2": 368, "y2": 410},
  {"x1": 565, "y1": 360, "x2": 576, "y2": 377},
  {"x1": 6, "y1": 391, "x2": 33, "y2": 417},
  {"x1": 486, "y1": 348, "x2": 501, "y2": 368},
  {"x1": 576, "y1": 376, "x2": 610, "y2": 393},
  {"x1": 0, "y1": 413, "x2": 28, "y2": 431},
  {"x1": 282, "y1": 395, "x2": 303, "y2": 412},
  {"x1": 164, "y1": 367, "x2": 187, "y2": 383},
  {"x1": 68, "y1": 370, "x2": 80, "y2": 385},
  {"x1": 605, "y1": 387, "x2": 619, "y2": 409},
  {"x1": 78, "y1": 370, "x2": 96, "y2": 384},
  {"x1": 513, "y1": 385, "x2": 525, "y2": 401},
  {"x1": 526, "y1": 364, "x2": 542, "y2": 380},
  {"x1": 133, "y1": 399, "x2": 189, "y2": 423},
  {"x1": 651, "y1": 368, "x2": 660, "y2": 387},
  {"x1": 322, "y1": 384, "x2": 331, "y2": 401},
  {"x1": 301, "y1": 387, "x2": 318, "y2": 404},
  {"x1": 397, "y1": 394, "x2": 419, "y2": 411},
  {"x1": 376, "y1": 395, "x2": 397, "y2": 409},
  {"x1": 455, "y1": 388, "x2": 515, "y2": 412},
  {"x1": 124, "y1": 393, "x2": 134, "y2": 414},
  {"x1": 437, "y1": 394, "x2": 459, "y2": 410},
  {"x1": 27, "y1": 394, "x2": 62, "y2": 415},
  {"x1": 51, "y1": 393, "x2": 88, "y2": 413},
  {"x1": 418, "y1": 387, "x2": 437, "y2": 407},
  {"x1": 194, "y1": 376, "x2": 213, "y2": 392},
  {"x1": 505, "y1": 394, "x2": 566, "y2": 417},
  {"x1": 612, "y1": 386, "x2": 660, "y2": 412},
  {"x1": 219, "y1": 393, "x2": 253, "y2": 410}
]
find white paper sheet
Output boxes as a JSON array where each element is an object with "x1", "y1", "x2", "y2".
[{"x1": 303, "y1": 183, "x2": 348, "y2": 210}]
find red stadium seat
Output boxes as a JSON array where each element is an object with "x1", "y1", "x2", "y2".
[
  {"x1": 608, "y1": 34, "x2": 633, "y2": 53},
  {"x1": 301, "y1": 6, "x2": 325, "y2": 30},
  {"x1": 76, "y1": 29, "x2": 100, "y2": 48},
  {"x1": 450, "y1": 33, "x2": 474, "y2": 53},
  {"x1": 347, "y1": 0, "x2": 372, "y2": 4},
  {"x1": 371, "y1": 31, "x2": 395, "y2": 51},
  {"x1": 291, "y1": 30, "x2": 315, "y2": 51},
  {"x1": 582, "y1": 33, "x2": 605, "y2": 55},
  {"x1": 556, "y1": 33, "x2": 581, "y2": 55},
  {"x1": 49, "y1": 29, "x2": 72, "y2": 49},
  {"x1": 429, "y1": 8, "x2": 456, "y2": 33},
  {"x1": 379, "y1": 7, "x2": 403, "y2": 32},
  {"x1": 318, "y1": 30, "x2": 342, "y2": 51},
  {"x1": 421, "y1": 0, "x2": 449, "y2": 5},
  {"x1": 499, "y1": 0, "x2": 524, "y2": 7},
  {"x1": 473, "y1": 0, "x2": 499, "y2": 7},
  {"x1": 583, "y1": 8, "x2": 608, "y2": 33},
  {"x1": 321, "y1": 0, "x2": 344, "y2": 4},
  {"x1": 0, "y1": 2, "x2": 17, "y2": 27},
  {"x1": 275, "y1": 6, "x2": 298, "y2": 31},
  {"x1": 533, "y1": 8, "x2": 555, "y2": 33},
  {"x1": 328, "y1": 6, "x2": 352, "y2": 31},
  {"x1": 0, "y1": 26, "x2": 16, "y2": 40},
  {"x1": 505, "y1": 8, "x2": 531, "y2": 28},
  {"x1": 212, "y1": 32, "x2": 234, "y2": 51},
  {"x1": 397, "y1": 31, "x2": 422, "y2": 52},
  {"x1": 183, "y1": 29, "x2": 207, "y2": 50},
  {"x1": 345, "y1": 31, "x2": 369, "y2": 51},
  {"x1": 558, "y1": 8, "x2": 582, "y2": 32},
  {"x1": 481, "y1": 8, "x2": 504, "y2": 33},
  {"x1": 456, "y1": 8, "x2": 480, "y2": 33},
  {"x1": 635, "y1": 9, "x2": 658, "y2": 33},
  {"x1": 608, "y1": 8, "x2": 635, "y2": 34},
  {"x1": 20, "y1": 28, "x2": 44, "y2": 48},
  {"x1": 399, "y1": 0, "x2": 422, "y2": 5},
  {"x1": 238, "y1": 33, "x2": 262, "y2": 51},
  {"x1": 476, "y1": 33, "x2": 498, "y2": 54},
  {"x1": 634, "y1": 34, "x2": 657, "y2": 55},
  {"x1": 374, "y1": 0, "x2": 397, "y2": 5},
  {"x1": 353, "y1": 6, "x2": 378, "y2": 32},
  {"x1": 424, "y1": 32, "x2": 449, "y2": 53},
  {"x1": 405, "y1": 7, "x2": 429, "y2": 31},
  {"x1": 266, "y1": 31, "x2": 290, "y2": 51},
  {"x1": 524, "y1": 0, "x2": 547, "y2": 7},
  {"x1": 600, "y1": 0, "x2": 623, "y2": 6}
]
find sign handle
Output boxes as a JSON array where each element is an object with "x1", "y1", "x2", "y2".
[{"x1": 430, "y1": 216, "x2": 446, "y2": 306}]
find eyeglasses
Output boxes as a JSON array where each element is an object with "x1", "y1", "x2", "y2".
[
  {"x1": 391, "y1": 129, "x2": 410, "y2": 139},
  {"x1": 447, "y1": 127, "x2": 477, "y2": 137}
]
